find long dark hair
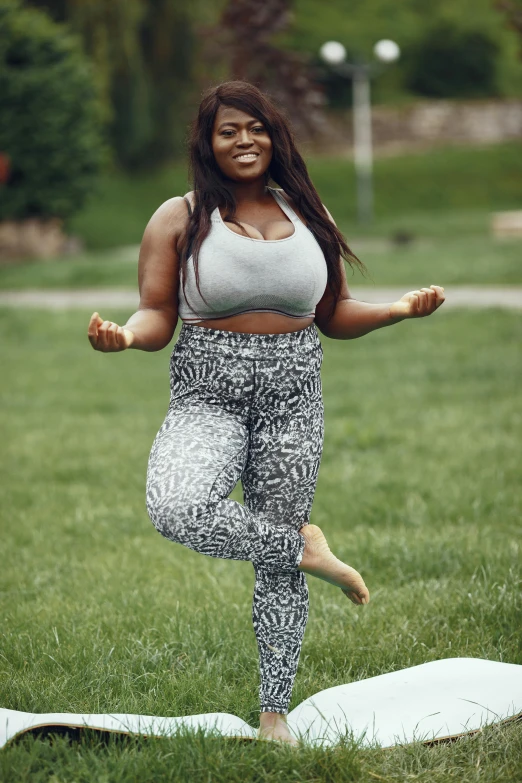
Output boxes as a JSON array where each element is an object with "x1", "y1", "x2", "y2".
[{"x1": 178, "y1": 80, "x2": 367, "y2": 322}]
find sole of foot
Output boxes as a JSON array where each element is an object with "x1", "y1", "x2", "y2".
[{"x1": 298, "y1": 524, "x2": 370, "y2": 605}]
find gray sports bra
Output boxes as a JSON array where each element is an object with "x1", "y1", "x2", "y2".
[{"x1": 178, "y1": 187, "x2": 328, "y2": 322}]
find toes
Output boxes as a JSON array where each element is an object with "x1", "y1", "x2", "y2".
[
  {"x1": 342, "y1": 588, "x2": 360, "y2": 604},
  {"x1": 342, "y1": 588, "x2": 370, "y2": 605}
]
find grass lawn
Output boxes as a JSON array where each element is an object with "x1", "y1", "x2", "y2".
[
  {"x1": 0, "y1": 306, "x2": 520, "y2": 781},
  {"x1": 1, "y1": 142, "x2": 522, "y2": 292},
  {"x1": 1, "y1": 211, "x2": 521, "y2": 291},
  {"x1": 63, "y1": 142, "x2": 522, "y2": 250}
]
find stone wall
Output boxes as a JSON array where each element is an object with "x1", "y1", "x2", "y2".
[
  {"x1": 306, "y1": 98, "x2": 522, "y2": 155},
  {"x1": 0, "y1": 218, "x2": 82, "y2": 263}
]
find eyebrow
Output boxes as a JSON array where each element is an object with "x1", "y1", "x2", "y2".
[{"x1": 217, "y1": 120, "x2": 263, "y2": 130}]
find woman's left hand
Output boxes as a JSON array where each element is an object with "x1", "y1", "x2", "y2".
[{"x1": 389, "y1": 285, "x2": 445, "y2": 319}]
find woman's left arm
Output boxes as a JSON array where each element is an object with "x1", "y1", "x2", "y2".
[{"x1": 314, "y1": 206, "x2": 445, "y2": 339}]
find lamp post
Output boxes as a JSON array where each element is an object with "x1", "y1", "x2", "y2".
[{"x1": 319, "y1": 39, "x2": 400, "y2": 224}]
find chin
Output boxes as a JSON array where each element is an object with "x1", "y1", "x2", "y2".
[{"x1": 230, "y1": 171, "x2": 266, "y2": 182}]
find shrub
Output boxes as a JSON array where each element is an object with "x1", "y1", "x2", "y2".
[
  {"x1": 404, "y1": 23, "x2": 500, "y2": 99},
  {"x1": 0, "y1": 0, "x2": 105, "y2": 221}
]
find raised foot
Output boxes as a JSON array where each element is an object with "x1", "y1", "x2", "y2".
[
  {"x1": 298, "y1": 524, "x2": 370, "y2": 606},
  {"x1": 258, "y1": 713, "x2": 299, "y2": 747}
]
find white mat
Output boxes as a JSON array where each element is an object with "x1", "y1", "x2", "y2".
[{"x1": 2, "y1": 658, "x2": 521, "y2": 749}]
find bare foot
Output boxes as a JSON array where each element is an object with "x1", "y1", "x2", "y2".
[
  {"x1": 298, "y1": 524, "x2": 370, "y2": 605},
  {"x1": 258, "y1": 712, "x2": 299, "y2": 747}
]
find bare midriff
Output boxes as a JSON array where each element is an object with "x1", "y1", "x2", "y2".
[{"x1": 190, "y1": 312, "x2": 315, "y2": 334}]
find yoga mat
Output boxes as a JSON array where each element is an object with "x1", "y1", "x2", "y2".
[{"x1": 2, "y1": 658, "x2": 521, "y2": 749}]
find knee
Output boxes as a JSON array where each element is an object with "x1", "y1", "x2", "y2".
[{"x1": 145, "y1": 483, "x2": 211, "y2": 544}]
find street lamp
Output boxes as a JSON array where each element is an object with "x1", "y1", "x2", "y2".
[{"x1": 319, "y1": 39, "x2": 400, "y2": 224}]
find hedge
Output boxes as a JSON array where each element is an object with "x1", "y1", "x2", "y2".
[{"x1": 0, "y1": 0, "x2": 105, "y2": 221}]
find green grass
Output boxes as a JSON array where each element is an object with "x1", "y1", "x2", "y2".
[
  {"x1": 0, "y1": 245, "x2": 142, "y2": 290},
  {"x1": 63, "y1": 141, "x2": 522, "y2": 251},
  {"x1": 1, "y1": 143, "x2": 521, "y2": 291},
  {"x1": 0, "y1": 229, "x2": 521, "y2": 288},
  {"x1": 308, "y1": 142, "x2": 522, "y2": 226},
  {"x1": 1, "y1": 213, "x2": 521, "y2": 290},
  {"x1": 1, "y1": 307, "x2": 521, "y2": 781}
]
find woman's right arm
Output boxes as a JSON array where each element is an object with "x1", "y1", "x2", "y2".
[{"x1": 88, "y1": 196, "x2": 190, "y2": 353}]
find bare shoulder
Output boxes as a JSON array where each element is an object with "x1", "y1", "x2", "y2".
[
  {"x1": 136, "y1": 195, "x2": 195, "y2": 315},
  {"x1": 146, "y1": 194, "x2": 193, "y2": 237},
  {"x1": 183, "y1": 190, "x2": 196, "y2": 210}
]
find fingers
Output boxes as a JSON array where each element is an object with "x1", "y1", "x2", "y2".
[
  {"x1": 420, "y1": 285, "x2": 445, "y2": 314},
  {"x1": 344, "y1": 587, "x2": 370, "y2": 606},
  {"x1": 430, "y1": 284, "x2": 445, "y2": 308},
  {"x1": 409, "y1": 285, "x2": 445, "y2": 317},
  {"x1": 87, "y1": 312, "x2": 103, "y2": 349},
  {"x1": 404, "y1": 291, "x2": 422, "y2": 316},
  {"x1": 106, "y1": 322, "x2": 120, "y2": 350},
  {"x1": 416, "y1": 290, "x2": 430, "y2": 315},
  {"x1": 96, "y1": 320, "x2": 111, "y2": 351},
  {"x1": 87, "y1": 312, "x2": 126, "y2": 352},
  {"x1": 412, "y1": 291, "x2": 424, "y2": 314}
]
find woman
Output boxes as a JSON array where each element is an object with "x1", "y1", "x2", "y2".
[{"x1": 87, "y1": 81, "x2": 445, "y2": 746}]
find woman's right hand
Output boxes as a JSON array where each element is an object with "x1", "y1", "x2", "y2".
[{"x1": 87, "y1": 312, "x2": 135, "y2": 352}]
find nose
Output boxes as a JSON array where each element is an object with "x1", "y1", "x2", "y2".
[{"x1": 236, "y1": 129, "x2": 254, "y2": 146}]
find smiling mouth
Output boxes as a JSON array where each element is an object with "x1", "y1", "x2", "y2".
[{"x1": 233, "y1": 153, "x2": 259, "y2": 161}]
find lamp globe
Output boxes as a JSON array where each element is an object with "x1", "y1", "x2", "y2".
[
  {"x1": 319, "y1": 41, "x2": 347, "y2": 65},
  {"x1": 373, "y1": 39, "x2": 400, "y2": 63}
]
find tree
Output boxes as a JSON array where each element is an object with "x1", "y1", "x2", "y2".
[
  {"x1": 199, "y1": 0, "x2": 329, "y2": 142},
  {"x1": 0, "y1": 0, "x2": 104, "y2": 221},
  {"x1": 494, "y1": 1, "x2": 522, "y2": 60},
  {"x1": 27, "y1": 0, "x2": 196, "y2": 169},
  {"x1": 404, "y1": 23, "x2": 499, "y2": 99}
]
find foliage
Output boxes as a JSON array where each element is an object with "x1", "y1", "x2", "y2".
[
  {"x1": 495, "y1": 0, "x2": 522, "y2": 60},
  {"x1": 27, "y1": 0, "x2": 198, "y2": 170},
  {"x1": 0, "y1": 0, "x2": 105, "y2": 220},
  {"x1": 201, "y1": 0, "x2": 326, "y2": 140},
  {"x1": 278, "y1": 0, "x2": 522, "y2": 104},
  {"x1": 404, "y1": 24, "x2": 499, "y2": 98},
  {"x1": 19, "y1": 0, "x2": 522, "y2": 170}
]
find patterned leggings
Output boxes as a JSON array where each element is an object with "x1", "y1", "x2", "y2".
[{"x1": 146, "y1": 322, "x2": 324, "y2": 714}]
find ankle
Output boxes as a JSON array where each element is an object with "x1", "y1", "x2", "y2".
[{"x1": 260, "y1": 711, "x2": 287, "y2": 726}]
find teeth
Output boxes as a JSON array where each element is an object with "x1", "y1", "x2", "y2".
[{"x1": 235, "y1": 154, "x2": 258, "y2": 160}]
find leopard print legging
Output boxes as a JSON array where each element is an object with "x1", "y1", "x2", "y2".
[{"x1": 146, "y1": 322, "x2": 324, "y2": 714}]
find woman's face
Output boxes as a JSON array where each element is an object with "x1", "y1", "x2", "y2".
[{"x1": 211, "y1": 105, "x2": 272, "y2": 182}]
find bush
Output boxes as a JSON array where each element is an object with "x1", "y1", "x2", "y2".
[
  {"x1": 404, "y1": 23, "x2": 500, "y2": 99},
  {"x1": 0, "y1": 0, "x2": 105, "y2": 221}
]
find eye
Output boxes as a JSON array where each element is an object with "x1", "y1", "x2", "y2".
[
  {"x1": 221, "y1": 130, "x2": 234, "y2": 137},
  {"x1": 252, "y1": 126, "x2": 265, "y2": 133}
]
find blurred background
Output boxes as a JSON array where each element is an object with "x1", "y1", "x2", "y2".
[
  {"x1": 1, "y1": 0, "x2": 522, "y2": 273},
  {"x1": 1, "y1": 5, "x2": 521, "y2": 777}
]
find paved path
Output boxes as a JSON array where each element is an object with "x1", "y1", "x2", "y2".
[{"x1": 0, "y1": 286, "x2": 522, "y2": 310}]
